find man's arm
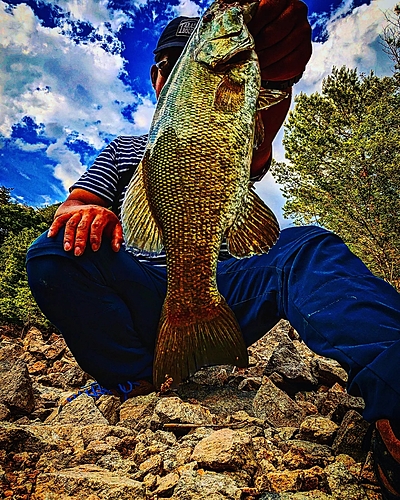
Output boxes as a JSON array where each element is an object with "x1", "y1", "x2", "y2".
[
  {"x1": 48, "y1": 189, "x2": 123, "y2": 256},
  {"x1": 249, "y1": 0, "x2": 312, "y2": 177}
]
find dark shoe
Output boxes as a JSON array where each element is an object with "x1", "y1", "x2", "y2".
[
  {"x1": 60, "y1": 379, "x2": 155, "y2": 408},
  {"x1": 372, "y1": 419, "x2": 400, "y2": 499}
]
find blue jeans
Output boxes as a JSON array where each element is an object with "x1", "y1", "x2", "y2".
[{"x1": 26, "y1": 226, "x2": 400, "y2": 422}]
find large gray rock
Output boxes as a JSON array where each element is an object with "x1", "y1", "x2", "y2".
[
  {"x1": 47, "y1": 394, "x2": 109, "y2": 426},
  {"x1": 253, "y1": 377, "x2": 303, "y2": 427},
  {"x1": 332, "y1": 410, "x2": 369, "y2": 462},
  {"x1": 172, "y1": 469, "x2": 242, "y2": 500},
  {"x1": 153, "y1": 396, "x2": 214, "y2": 426},
  {"x1": 316, "y1": 384, "x2": 365, "y2": 422},
  {"x1": 33, "y1": 464, "x2": 146, "y2": 499},
  {"x1": 264, "y1": 340, "x2": 318, "y2": 387},
  {"x1": 191, "y1": 428, "x2": 257, "y2": 473},
  {"x1": 298, "y1": 416, "x2": 339, "y2": 445},
  {"x1": 0, "y1": 357, "x2": 34, "y2": 413}
]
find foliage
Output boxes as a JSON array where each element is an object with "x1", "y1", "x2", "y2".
[
  {"x1": 0, "y1": 187, "x2": 58, "y2": 329},
  {"x1": 0, "y1": 187, "x2": 58, "y2": 246},
  {"x1": 272, "y1": 67, "x2": 400, "y2": 288}
]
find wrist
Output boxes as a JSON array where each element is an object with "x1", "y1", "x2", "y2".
[{"x1": 261, "y1": 72, "x2": 303, "y2": 91}]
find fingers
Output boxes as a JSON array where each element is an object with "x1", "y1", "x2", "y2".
[
  {"x1": 111, "y1": 223, "x2": 123, "y2": 253},
  {"x1": 248, "y1": 0, "x2": 312, "y2": 81},
  {"x1": 248, "y1": 0, "x2": 290, "y2": 37},
  {"x1": 89, "y1": 214, "x2": 104, "y2": 252},
  {"x1": 48, "y1": 213, "x2": 70, "y2": 238},
  {"x1": 65, "y1": 212, "x2": 89, "y2": 256},
  {"x1": 254, "y1": 0, "x2": 309, "y2": 52},
  {"x1": 261, "y1": 34, "x2": 312, "y2": 80}
]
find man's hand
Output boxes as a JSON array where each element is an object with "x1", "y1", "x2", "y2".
[
  {"x1": 248, "y1": 0, "x2": 312, "y2": 178},
  {"x1": 48, "y1": 189, "x2": 123, "y2": 256},
  {"x1": 249, "y1": 0, "x2": 312, "y2": 82}
]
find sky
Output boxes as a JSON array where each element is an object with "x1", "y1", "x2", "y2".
[{"x1": 0, "y1": 0, "x2": 398, "y2": 226}]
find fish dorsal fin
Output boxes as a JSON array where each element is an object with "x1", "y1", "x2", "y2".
[
  {"x1": 225, "y1": 187, "x2": 280, "y2": 257},
  {"x1": 257, "y1": 87, "x2": 290, "y2": 110},
  {"x1": 121, "y1": 154, "x2": 163, "y2": 255},
  {"x1": 214, "y1": 74, "x2": 245, "y2": 113}
]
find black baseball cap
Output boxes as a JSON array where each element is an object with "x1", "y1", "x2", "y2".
[{"x1": 153, "y1": 16, "x2": 199, "y2": 55}]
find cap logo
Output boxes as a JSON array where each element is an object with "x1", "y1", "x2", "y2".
[{"x1": 176, "y1": 20, "x2": 197, "y2": 36}]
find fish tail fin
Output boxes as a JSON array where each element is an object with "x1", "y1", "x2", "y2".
[
  {"x1": 153, "y1": 298, "x2": 248, "y2": 389},
  {"x1": 226, "y1": 188, "x2": 280, "y2": 258},
  {"x1": 121, "y1": 159, "x2": 163, "y2": 254}
]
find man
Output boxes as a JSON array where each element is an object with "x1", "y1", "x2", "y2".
[{"x1": 26, "y1": 1, "x2": 400, "y2": 497}]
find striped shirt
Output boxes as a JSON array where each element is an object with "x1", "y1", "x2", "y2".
[
  {"x1": 71, "y1": 134, "x2": 270, "y2": 266},
  {"x1": 71, "y1": 135, "x2": 231, "y2": 266}
]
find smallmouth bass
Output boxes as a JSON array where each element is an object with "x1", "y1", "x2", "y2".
[{"x1": 122, "y1": 0, "x2": 288, "y2": 388}]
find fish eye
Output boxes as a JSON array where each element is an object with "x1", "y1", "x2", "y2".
[{"x1": 203, "y1": 12, "x2": 213, "y2": 22}]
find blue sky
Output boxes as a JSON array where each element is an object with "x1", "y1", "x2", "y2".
[{"x1": 0, "y1": 0, "x2": 397, "y2": 225}]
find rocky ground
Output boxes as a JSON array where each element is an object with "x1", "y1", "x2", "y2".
[{"x1": 0, "y1": 320, "x2": 382, "y2": 500}]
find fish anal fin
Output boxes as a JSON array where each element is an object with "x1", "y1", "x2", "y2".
[
  {"x1": 153, "y1": 298, "x2": 248, "y2": 389},
  {"x1": 226, "y1": 188, "x2": 280, "y2": 258},
  {"x1": 257, "y1": 87, "x2": 290, "y2": 111},
  {"x1": 214, "y1": 74, "x2": 245, "y2": 113},
  {"x1": 121, "y1": 157, "x2": 163, "y2": 254}
]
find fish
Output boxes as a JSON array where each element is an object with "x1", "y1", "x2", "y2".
[{"x1": 121, "y1": 0, "x2": 288, "y2": 389}]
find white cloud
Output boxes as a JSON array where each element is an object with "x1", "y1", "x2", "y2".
[
  {"x1": 14, "y1": 138, "x2": 47, "y2": 151},
  {"x1": 300, "y1": 0, "x2": 398, "y2": 94},
  {"x1": 131, "y1": 96, "x2": 156, "y2": 134},
  {"x1": 47, "y1": 138, "x2": 86, "y2": 190},
  {"x1": 170, "y1": 0, "x2": 203, "y2": 18},
  {"x1": 42, "y1": 0, "x2": 130, "y2": 31},
  {"x1": 0, "y1": 0, "x2": 142, "y2": 191}
]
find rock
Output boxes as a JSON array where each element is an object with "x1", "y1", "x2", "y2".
[
  {"x1": 23, "y1": 327, "x2": 46, "y2": 357},
  {"x1": 298, "y1": 416, "x2": 339, "y2": 445},
  {"x1": 153, "y1": 472, "x2": 179, "y2": 496},
  {"x1": 153, "y1": 396, "x2": 214, "y2": 426},
  {"x1": 264, "y1": 340, "x2": 318, "y2": 387},
  {"x1": 0, "y1": 403, "x2": 10, "y2": 421},
  {"x1": 119, "y1": 392, "x2": 158, "y2": 430},
  {"x1": 191, "y1": 365, "x2": 234, "y2": 386},
  {"x1": 280, "y1": 440, "x2": 334, "y2": 470},
  {"x1": 61, "y1": 365, "x2": 89, "y2": 388},
  {"x1": 259, "y1": 466, "x2": 327, "y2": 494},
  {"x1": 0, "y1": 358, "x2": 35, "y2": 413},
  {"x1": 172, "y1": 469, "x2": 242, "y2": 500},
  {"x1": 32, "y1": 464, "x2": 146, "y2": 499},
  {"x1": 332, "y1": 410, "x2": 369, "y2": 462},
  {"x1": 191, "y1": 428, "x2": 257, "y2": 473},
  {"x1": 96, "y1": 395, "x2": 120, "y2": 425},
  {"x1": 42, "y1": 336, "x2": 66, "y2": 361},
  {"x1": 316, "y1": 384, "x2": 365, "y2": 423},
  {"x1": 0, "y1": 423, "x2": 49, "y2": 454},
  {"x1": 28, "y1": 360, "x2": 48, "y2": 375},
  {"x1": 325, "y1": 461, "x2": 367, "y2": 499},
  {"x1": 47, "y1": 394, "x2": 109, "y2": 426},
  {"x1": 0, "y1": 321, "x2": 375, "y2": 500},
  {"x1": 315, "y1": 358, "x2": 348, "y2": 387},
  {"x1": 253, "y1": 377, "x2": 303, "y2": 427}
]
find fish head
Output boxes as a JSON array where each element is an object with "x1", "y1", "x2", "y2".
[{"x1": 193, "y1": 1, "x2": 259, "y2": 71}]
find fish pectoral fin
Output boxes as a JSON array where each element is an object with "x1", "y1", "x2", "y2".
[
  {"x1": 254, "y1": 111, "x2": 264, "y2": 149},
  {"x1": 121, "y1": 158, "x2": 163, "y2": 254},
  {"x1": 257, "y1": 87, "x2": 290, "y2": 111},
  {"x1": 153, "y1": 298, "x2": 248, "y2": 389},
  {"x1": 214, "y1": 74, "x2": 245, "y2": 113},
  {"x1": 225, "y1": 187, "x2": 280, "y2": 257}
]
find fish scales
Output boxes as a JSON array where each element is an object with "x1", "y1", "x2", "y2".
[{"x1": 122, "y1": 0, "x2": 286, "y2": 388}]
